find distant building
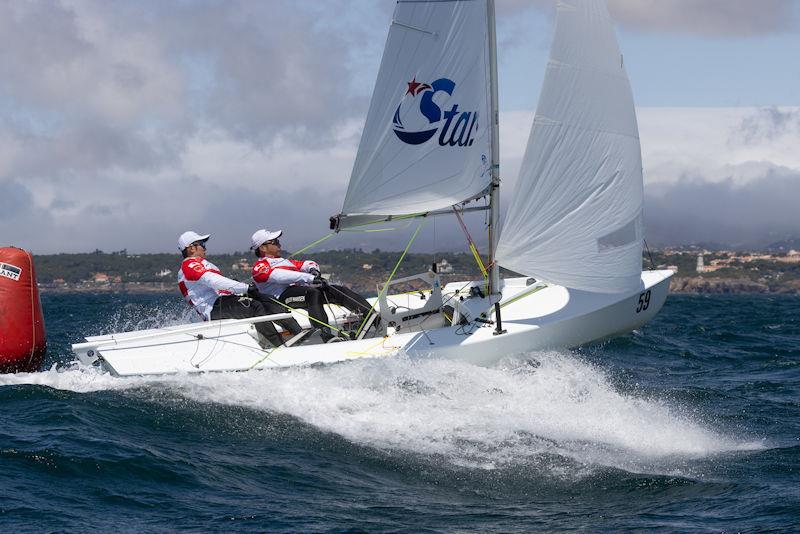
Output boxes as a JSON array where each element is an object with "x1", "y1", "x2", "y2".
[
  {"x1": 231, "y1": 258, "x2": 251, "y2": 271},
  {"x1": 362, "y1": 263, "x2": 373, "y2": 270},
  {"x1": 436, "y1": 258, "x2": 454, "y2": 274},
  {"x1": 155, "y1": 269, "x2": 171, "y2": 278},
  {"x1": 696, "y1": 255, "x2": 704, "y2": 273},
  {"x1": 92, "y1": 272, "x2": 109, "y2": 283}
]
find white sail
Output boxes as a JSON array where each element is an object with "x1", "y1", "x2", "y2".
[
  {"x1": 496, "y1": 0, "x2": 644, "y2": 293},
  {"x1": 336, "y1": 0, "x2": 493, "y2": 229}
]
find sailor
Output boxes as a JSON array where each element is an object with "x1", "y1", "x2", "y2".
[
  {"x1": 249, "y1": 229, "x2": 375, "y2": 342},
  {"x1": 177, "y1": 230, "x2": 286, "y2": 348}
]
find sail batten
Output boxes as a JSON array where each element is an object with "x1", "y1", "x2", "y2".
[
  {"x1": 337, "y1": 0, "x2": 493, "y2": 230},
  {"x1": 496, "y1": 0, "x2": 644, "y2": 294}
]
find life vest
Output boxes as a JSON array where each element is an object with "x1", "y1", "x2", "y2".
[
  {"x1": 178, "y1": 257, "x2": 247, "y2": 320},
  {"x1": 252, "y1": 257, "x2": 318, "y2": 298}
]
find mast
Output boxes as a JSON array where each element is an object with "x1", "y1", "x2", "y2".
[
  {"x1": 487, "y1": 0, "x2": 500, "y2": 296},
  {"x1": 487, "y1": 0, "x2": 505, "y2": 335}
]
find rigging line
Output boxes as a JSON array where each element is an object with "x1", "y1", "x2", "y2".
[
  {"x1": 288, "y1": 232, "x2": 337, "y2": 259},
  {"x1": 266, "y1": 297, "x2": 346, "y2": 336},
  {"x1": 644, "y1": 239, "x2": 656, "y2": 270},
  {"x1": 338, "y1": 212, "x2": 428, "y2": 231},
  {"x1": 324, "y1": 283, "x2": 374, "y2": 317},
  {"x1": 452, "y1": 206, "x2": 489, "y2": 280},
  {"x1": 339, "y1": 218, "x2": 418, "y2": 233},
  {"x1": 191, "y1": 316, "x2": 223, "y2": 368},
  {"x1": 355, "y1": 218, "x2": 426, "y2": 337},
  {"x1": 499, "y1": 284, "x2": 547, "y2": 309},
  {"x1": 433, "y1": 215, "x2": 437, "y2": 270},
  {"x1": 248, "y1": 343, "x2": 280, "y2": 370}
]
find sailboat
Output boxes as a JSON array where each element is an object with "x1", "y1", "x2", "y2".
[{"x1": 72, "y1": 0, "x2": 672, "y2": 377}]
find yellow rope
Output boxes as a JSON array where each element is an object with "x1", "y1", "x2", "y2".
[
  {"x1": 452, "y1": 206, "x2": 489, "y2": 285},
  {"x1": 470, "y1": 242, "x2": 489, "y2": 279},
  {"x1": 345, "y1": 336, "x2": 395, "y2": 358}
]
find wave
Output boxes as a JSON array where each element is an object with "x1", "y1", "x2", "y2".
[{"x1": 0, "y1": 351, "x2": 764, "y2": 475}]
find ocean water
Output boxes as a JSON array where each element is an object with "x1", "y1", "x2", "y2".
[{"x1": 1, "y1": 293, "x2": 798, "y2": 532}]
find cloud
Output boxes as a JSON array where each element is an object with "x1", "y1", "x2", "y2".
[
  {"x1": 518, "y1": 0, "x2": 798, "y2": 36},
  {"x1": 637, "y1": 106, "x2": 800, "y2": 247},
  {"x1": 737, "y1": 107, "x2": 800, "y2": 144},
  {"x1": 644, "y1": 169, "x2": 800, "y2": 247},
  {"x1": 1, "y1": 2, "x2": 797, "y2": 254},
  {"x1": 609, "y1": 0, "x2": 798, "y2": 36},
  {"x1": 0, "y1": 0, "x2": 390, "y2": 253},
  {"x1": 4, "y1": 107, "x2": 800, "y2": 254},
  {"x1": 638, "y1": 107, "x2": 800, "y2": 187},
  {"x1": 0, "y1": 0, "x2": 380, "y2": 182},
  {"x1": 0, "y1": 181, "x2": 34, "y2": 219}
]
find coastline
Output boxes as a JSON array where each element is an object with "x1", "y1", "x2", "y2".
[{"x1": 37, "y1": 277, "x2": 800, "y2": 295}]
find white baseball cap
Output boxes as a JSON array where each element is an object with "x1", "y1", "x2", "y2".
[
  {"x1": 178, "y1": 231, "x2": 211, "y2": 251},
  {"x1": 250, "y1": 229, "x2": 283, "y2": 250}
]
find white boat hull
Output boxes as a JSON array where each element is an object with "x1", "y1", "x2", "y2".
[{"x1": 72, "y1": 271, "x2": 673, "y2": 377}]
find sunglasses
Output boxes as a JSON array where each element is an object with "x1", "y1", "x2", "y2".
[
  {"x1": 266, "y1": 238, "x2": 280, "y2": 246},
  {"x1": 190, "y1": 241, "x2": 207, "y2": 249}
]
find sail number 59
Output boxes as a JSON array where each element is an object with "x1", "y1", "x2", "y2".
[{"x1": 636, "y1": 290, "x2": 651, "y2": 313}]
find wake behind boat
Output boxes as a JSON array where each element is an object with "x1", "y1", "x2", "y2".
[{"x1": 72, "y1": 0, "x2": 673, "y2": 377}]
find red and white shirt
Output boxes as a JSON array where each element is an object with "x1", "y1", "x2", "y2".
[
  {"x1": 178, "y1": 257, "x2": 249, "y2": 320},
  {"x1": 251, "y1": 257, "x2": 319, "y2": 298}
]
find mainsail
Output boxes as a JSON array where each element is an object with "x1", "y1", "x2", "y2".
[
  {"x1": 335, "y1": 0, "x2": 493, "y2": 230},
  {"x1": 496, "y1": 0, "x2": 644, "y2": 294}
]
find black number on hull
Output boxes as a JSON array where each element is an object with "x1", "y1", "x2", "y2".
[{"x1": 636, "y1": 290, "x2": 651, "y2": 313}]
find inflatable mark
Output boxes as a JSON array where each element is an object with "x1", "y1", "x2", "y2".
[{"x1": 0, "y1": 247, "x2": 46, "y2": 372}]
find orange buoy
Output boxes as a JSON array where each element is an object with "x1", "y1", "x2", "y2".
[{"x1": 0, "y1": 247, "x2": 46, "y2": 372}]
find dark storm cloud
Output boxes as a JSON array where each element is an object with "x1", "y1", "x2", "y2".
[{"x1": 644, "y1": 169, "x2": 800, "y2": 247}]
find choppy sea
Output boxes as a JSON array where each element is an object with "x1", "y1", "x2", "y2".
[{"x1": 0, "y1": 293, "x2": 798, "y2": 532}]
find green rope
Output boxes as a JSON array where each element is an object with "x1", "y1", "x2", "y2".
[
  {"x1": 339, "y1": 218, "x2": 418, "y2": 233},
  {"x1": 499, "y1": 284, "x2": 547, "y2": 309},
  {"x1": 355, "y1": 219, "x2": 426, "y2": 337},
  {"x1": 288, "y1": 232, "x2": 336, "y2": 258},
  {"x1": 338, "y1": 212, "x2": 428, "y2": 231},
  {"x1": 269, "y1": 213, "x2": 426, "y2": 340},
  {"x1": 248, "y1": 344, "x2": 280, "y2": 370},
  {"x1": 267, "y1": 297, "x2": 346, "y2": 335}
]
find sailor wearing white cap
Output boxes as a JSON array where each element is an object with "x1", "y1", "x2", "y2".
[
  {"x1": 250, "y1": 228, "x2": 375, "y2": 342},
  {"x1": 177, "y1": 230, "x2": 284, "y2": 347},
  {"x1": 249, "y1": 229, "x2": 319, "y2": 298}
]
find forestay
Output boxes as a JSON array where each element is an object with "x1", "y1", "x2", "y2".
[
  {"x1": 496, "y1": 0, "x2": 644, "y2": 294},
  {"x1": 336, "y1": 0, "x2": 493, "y2": 230}
]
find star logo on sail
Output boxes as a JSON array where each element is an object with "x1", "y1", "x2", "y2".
[{"x1": 392, "y1": 77, "x2": 479, "y2": 147}]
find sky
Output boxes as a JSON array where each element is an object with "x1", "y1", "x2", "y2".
[{"x1": 1, "y1": 0, "x2": 799, "y2": 255}]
